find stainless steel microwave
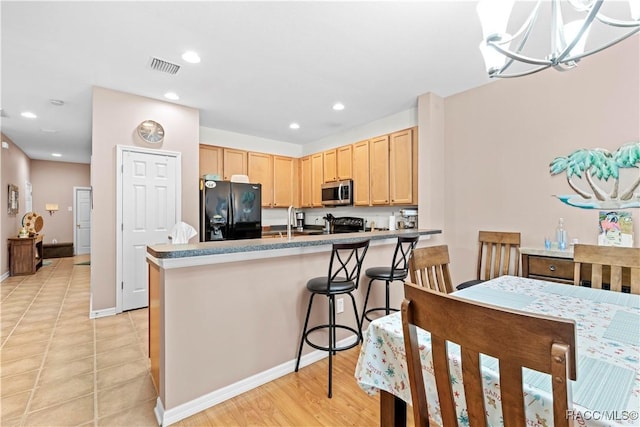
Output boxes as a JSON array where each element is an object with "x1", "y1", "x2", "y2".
[{"x1": 321, "y1": 179, "x2": 353, "y2": 206}]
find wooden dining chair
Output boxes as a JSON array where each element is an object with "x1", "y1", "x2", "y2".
[
  {"x1": 573, "y1": 244, "x2": 640, "y2": 294},
  {"x1": 408, "y1": 245, "x2": 454, "y2": 294},
  {"x1": 457, "y1": 230, "x2": 521, "y2": 290},
  {"x1": 401, "y1": 283, "x2": 576, "y2": 427}
]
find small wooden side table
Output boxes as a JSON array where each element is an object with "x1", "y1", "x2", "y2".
[{"x1": 8, "y1": 234, "x2": 44, "y2": 276}]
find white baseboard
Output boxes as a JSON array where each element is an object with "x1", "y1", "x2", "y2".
[
  {"x1": 157, "y1": 335, "x2": 357, "y2": 426},
  {"x1": 0, "y1": 271, "x2": 10, "y2": 282},
  {"x1": 90, "y1": 306, "x2": 116, "y2": 319}
]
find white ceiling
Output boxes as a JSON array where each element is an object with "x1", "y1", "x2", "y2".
[{"x1": 1, "y1": 1, "x2": 636, "y2": 164}]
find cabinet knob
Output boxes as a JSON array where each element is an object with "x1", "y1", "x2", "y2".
[{"x1": 549, "y1": 265, "x2": 556, "y2": 272}]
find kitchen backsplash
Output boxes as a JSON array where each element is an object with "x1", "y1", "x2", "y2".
[{"x1": 261, "y1": 206, "x2": 417, "y2": 230}]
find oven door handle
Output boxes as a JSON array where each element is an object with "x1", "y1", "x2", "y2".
[{"x1": 338, "y1": 182, "x2": 343, "y2": 202}]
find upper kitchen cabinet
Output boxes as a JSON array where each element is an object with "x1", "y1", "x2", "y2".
[
  {"x1": 199, "y1": 145, "x2": 223, "y2": 177},
  {"x1": 273, "y1": 155, "x2": 297, "y2": 207},
  {"x1": 299, "y1": 156, "x2": 312, "y2": 208},
  {"x1": 323, "y1": 149, "x2": 337, "y2": 182},
  {"x1": 389, "y1": 127, "x2": 417, "y2": 205},
  {"x1": 311, "y1": 153, "x2": 324, "y2": 207},
  {"x1": 337, "y1": 145, "x2": 353, "y2": 181},
  {"x1": 352, "y1": 140, "x2": 370, "y2": 206},
  {"x1": 223, "y1": 148, "x2": 247, "y2": 180},
  {"x1": 248, "y1": 152, "x2": 273, "y2": 207},
  {"x1": 369, "y1": 135, "x2": 390, "y2": 205},
  {"x1": 323, "y1": 146, "x2": 353, "y2": 183}
]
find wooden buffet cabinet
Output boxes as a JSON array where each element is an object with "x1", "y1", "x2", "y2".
[
  {"x1": 8, "y1": 234, "x2": 44, "y2": 276},
  {"x1": 521, "y1": 247, "x2": 631, "y2": 286}
]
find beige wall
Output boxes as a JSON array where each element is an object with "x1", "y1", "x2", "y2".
[
  {"x1": 91, "y1": 87, "x2": 200, "y2": 312},
  {"x1": 30, "y1": 160, "x2": 90, "y2": 245},
  {"x1": 1, "y1": 134, "x2": 31, "y2": 276},
  {"x1": 437, "y1": 37, "x2": 640, "y2": 285}
]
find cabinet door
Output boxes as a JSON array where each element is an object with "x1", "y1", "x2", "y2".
[
  {"x1": 273, "y1": 155, "x2": 295, "y2": 207},
  {"x1": 369, "y1": 135, "x2": 390, "y2": 205},
  {"x1": 323, "y1": 149, "x2": 337, "y2": 183},
  {"x1": 336, "y1": 145, "x2": 352, "y2": 180},
  {"x1": 389, "y1": 128, "x2": 415, "y2": 205},
  {"x1": 300, "y1": 156, "x2": 312, "y2": 208},
  {"x1": 199, "y1": 145, "x2": 223, "y2": 177},
  {"x1": 223, "y1": 148, "x2": 247, "y2": 180},
  {"x1": 311, "y1": 153, "x2": 324, "y2": 207},
  {"x1": 248, "y1": 152, "x2": 273, "y2": 207},
  {"x1": 352, "y1": 140, "x2": 370, "y2": 206}
]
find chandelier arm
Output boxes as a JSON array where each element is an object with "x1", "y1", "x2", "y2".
[
  {"x1": 488, "y1": 41, "x2": 553, "y2": 66},
  {"x1": 493, "y1": 7, "x2": 541, "y2": 76},
  {"x1": 555, "y1": 0, "x2": 603, "y2": 63},
  {"x1": 564, "y1": 27, "x2": 640, "y2": 62},
  {"x1": 595, "y1": 14, "x2": 640, "y2": 29},
  {"x1": 490, "y1": 64, "x2": 552, "y2": 78}
]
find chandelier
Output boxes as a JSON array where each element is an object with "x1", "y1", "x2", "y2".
[{"x1": 477, "y1": 0, "x2": 640, "y2": 78}]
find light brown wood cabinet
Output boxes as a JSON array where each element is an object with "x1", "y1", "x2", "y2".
[
  {"x1": 199, "y1": 145, "x2": 223, "y2": 177},
  {"x1": 273, "y1": 155, "x2": 296, "y2": 207},
  {"x1": 222, "y1": 148, "x2": 247, "y2": 180},
  {"x1": 299, "y1": 156, "x2": 312, "y2": 208},
  {"x1": 352, "y1": 140, "x2": 370, "y2": 206},
  {"x1": 336, "y1": 145, "x2": 353, "y2": 181},
  {"x1": 311, "y1": 153, "x2": 324, "y2": 207},
  {"x1": 369, "y1": 135, "x2": 390, "y2": 205},
  {"x1": 248, "y1": 152, "x2": 273, "y2": 207},
  {"x1": 323, "y1": 146, "x2": 352, "y2": 183},
  {"x1": 8, "y1": 235, "x2": 44, "y2": 276},
  {"x1": 389, "y1": 128, "x2": 417, "y2": 205},
  {"x1": 323, "y1": 149, "x2": 337, "y2": 183}
]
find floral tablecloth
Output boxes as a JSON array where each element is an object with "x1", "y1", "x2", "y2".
[{"x1": 354, "y1": 275, "x2": 640, "y2": 427}]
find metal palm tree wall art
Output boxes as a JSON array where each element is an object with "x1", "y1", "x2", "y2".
[{"x1": 550, "y1": 141, "x2": 640, "y2": 209}]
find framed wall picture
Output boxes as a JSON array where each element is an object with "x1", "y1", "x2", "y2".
[{"x1": 8, "y1": 184, "x2": 18, "y2": 215}]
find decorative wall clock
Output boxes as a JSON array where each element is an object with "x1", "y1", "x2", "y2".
[{"x1": 137, "y1": 120, "x2": 165, "y2": 144}]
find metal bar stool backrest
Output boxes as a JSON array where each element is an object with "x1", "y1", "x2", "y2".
[
  {"x1": 389, "y1": 235, "x2": 420, "y2": 281},
  {"x1": 325, "y1": 240, "x2": 370, "y2": 292}
]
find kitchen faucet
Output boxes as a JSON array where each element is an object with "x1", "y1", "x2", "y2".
[{"x1": 287, "y1": 205, "x2": 294, "y2": 240}]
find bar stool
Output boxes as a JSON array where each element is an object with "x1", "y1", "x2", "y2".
[
  {"x1": 361, "y1": 234, "x2": 419, "y2": 329},
  {"x1": 295, "y1": 239, "x2": 370, "y2": 398}
]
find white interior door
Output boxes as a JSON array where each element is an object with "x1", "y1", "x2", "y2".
[
  {"x1": 74, "y1": 187, "x2": 92, "y2": 255},
  {"x1": 121, "y1": 150, "x2": 177, "y2": 311}
]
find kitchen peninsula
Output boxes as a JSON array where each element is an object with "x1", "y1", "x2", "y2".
[{"x1": 146, "y1": 228, "x2": 440, "y2": 426}]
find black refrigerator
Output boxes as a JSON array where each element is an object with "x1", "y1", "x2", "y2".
[{"x1": 200, "y1": 180, "x2": 262, "y2": 241}]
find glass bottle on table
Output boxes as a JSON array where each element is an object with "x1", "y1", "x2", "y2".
[{"x1": 556, "y1": 218, "x2": 567, "y2": 250}]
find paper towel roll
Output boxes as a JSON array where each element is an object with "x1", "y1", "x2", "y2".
[{"x1": 388, "y1": 215, "x2": 396, "y2": 230}]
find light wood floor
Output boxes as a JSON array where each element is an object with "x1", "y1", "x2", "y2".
[{"x1": 2, "y1": 256, "x2": 411, "y2": 426}]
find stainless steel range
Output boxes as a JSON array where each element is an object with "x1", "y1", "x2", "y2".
[{"x1": 331, "y1": 216, "x2": 365, "y2": 233}]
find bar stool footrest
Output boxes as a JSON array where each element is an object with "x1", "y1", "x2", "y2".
[
  {"x1": 304, "y1": 324, "x2": 361, "y2": 353},
  {"x1": 364, "y1": 307, "x2": 399, "y2": 322}
]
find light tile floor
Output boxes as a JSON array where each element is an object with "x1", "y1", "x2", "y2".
[{"x1": 1, "y1": 256, "x2": 158, "y2": 426}]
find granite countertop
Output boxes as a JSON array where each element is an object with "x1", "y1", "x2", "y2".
[{"x1": 147, "y1": 228, "x2": 441, "y2": 259}]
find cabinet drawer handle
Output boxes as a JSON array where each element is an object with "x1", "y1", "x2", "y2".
[{"x1": 549, "y1": 265, "x2": 556, "y2": 272}]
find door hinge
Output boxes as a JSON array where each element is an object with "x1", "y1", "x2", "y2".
[
  {"x1": 121, "y1": 223, "x2": 124, "y2": 231},
  {"x1": 121, "y1": 164, "x2": 124, "y2": 173},
  {"x1": 121, "y1": 281, "x2": 124, "y2": 290}
]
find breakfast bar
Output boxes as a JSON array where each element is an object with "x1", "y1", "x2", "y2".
[{"x1": 146, "y1": 228, "x2": 441, "y2": 426}]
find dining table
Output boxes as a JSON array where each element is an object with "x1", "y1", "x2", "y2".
[{"x1": 354, "y1": 275, "x2": 640, "y2": 427}]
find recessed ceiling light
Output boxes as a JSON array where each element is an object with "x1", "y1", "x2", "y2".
[
  {"x1": 21, "y1": 111, "x2": 37, "y2": 119},
  {"x1": 49, "y1": 99, "x2": 64, "y2": 106},
  {"x1": 164, "y1": 92, "x2": 180, "y2": 101},
  {"x1": 332, "y1": 102, "x2": 345, "y2": 111},
  {"x1": 182, "y1": 51, "x2": 201, "y2": 64},
  {"x1": 51, "y1": 153, "x2": 62, "y2": 157},
  {"x1": 41, "y1": 128, "x2": 58, "y2": 133},
  {"x1": 289, "y1": 123, "x2": 300, "y2": 130}
]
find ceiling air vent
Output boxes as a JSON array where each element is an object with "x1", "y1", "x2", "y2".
[{"x1": 148, "y1": 57, "x2": 180, "y2": 75}]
